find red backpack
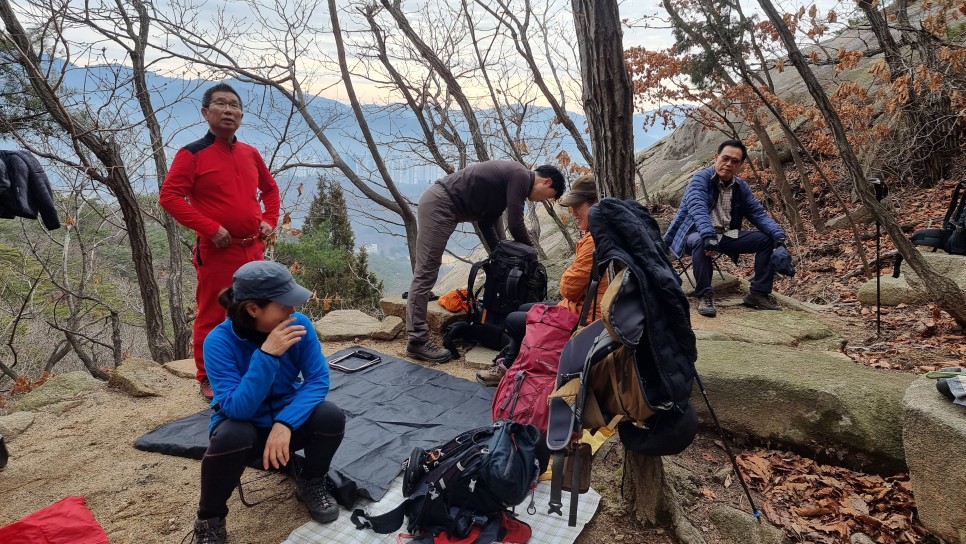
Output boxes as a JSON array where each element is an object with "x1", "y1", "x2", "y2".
[{"x1": 491, "y1": 304, "x2": 578, "y2": 431}]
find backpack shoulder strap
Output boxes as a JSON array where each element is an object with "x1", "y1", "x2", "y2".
[
  {"x1": 351, "y1": 495, "x2": 416, "y2": 534},
  {"x1": 944, "y1": 181, "x2": 966, "y2": 228},
  {"x1": 466, "y1": 259, "x2": 488, "y2": 313},
  {"x1": 547, "y1": 451, "x2": 566, "y2": 516},
  {"x1": 505, "y1": 264, "x2": 524, "y2": 302},
  {"x1": 573, "y1": 250, "x2": 600, "y2": 332}
]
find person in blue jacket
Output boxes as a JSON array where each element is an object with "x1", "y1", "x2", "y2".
[
  {"x1": 663, "y1": 139, "x2": 787, "y2": 318},
  {"x1": 191, "y1": 261, "x2": 345, "y2": 544}
]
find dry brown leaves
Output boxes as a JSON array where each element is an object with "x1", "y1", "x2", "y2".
[{"x1": 737, "y1": 448, "x2": 928, "y2": 543}]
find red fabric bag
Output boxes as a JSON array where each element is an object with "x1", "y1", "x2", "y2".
[
  {"x1": 0, "y1": 496, "x2": 108, "y2": 544},
  {"x1": 400, "y1": 511, "x2": 532, "y2": 543},
  {"x1": 491, "y1": 304, "x2": 578, "y2": 432}
]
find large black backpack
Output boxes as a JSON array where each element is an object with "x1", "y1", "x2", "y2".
[
  {"x1": 894, "y1": 180, "x2": 966, "y2": 277},
  {"x1": 350, "y1": 420, "x2": 540, "y2": 540},
  {"x1": 443, "y1": 240, "x2": 547, "y2": 354}
]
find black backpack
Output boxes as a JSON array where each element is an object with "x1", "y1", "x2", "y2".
[
  {"x1": 350, "y1": 420, "x2": 541, "y2": 540},
  {"x1": 443, "y1": 240, "x2": 547, "y2": 354},
  {"x1": 894, "y1": 180, "x2": 966, "y2": 277}
]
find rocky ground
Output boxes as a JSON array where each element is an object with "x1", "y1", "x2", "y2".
[{"x1": 1, "y1": 290, "x2": 957, "y2": 543}]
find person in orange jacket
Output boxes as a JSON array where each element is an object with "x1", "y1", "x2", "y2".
[{"x1": 476, "y1": 174, "x2": 608, "y2": 386}]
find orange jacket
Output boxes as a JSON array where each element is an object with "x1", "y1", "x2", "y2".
[{"x1": 560, "y1": 232, "x2": 608, "y2": 324}]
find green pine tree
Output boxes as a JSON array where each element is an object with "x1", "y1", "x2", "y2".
[{"x1": 276, "y1": 175, "x2": 382, "y2": 315}]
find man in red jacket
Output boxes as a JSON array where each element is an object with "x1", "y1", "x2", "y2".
[{"x1": 159, "y1": 83, "x2": 281, "y2": 400}]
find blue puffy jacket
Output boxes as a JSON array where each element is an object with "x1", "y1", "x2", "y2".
[{"x1": 663, "y1": 167, "x2": 785, "y2": 258}]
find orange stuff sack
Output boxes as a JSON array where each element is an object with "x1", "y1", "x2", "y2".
[{"x1": 438, "y1": 288, "x2": 471, "y2": 313}]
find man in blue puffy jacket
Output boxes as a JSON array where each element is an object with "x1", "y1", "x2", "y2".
[{"x1": 663, "y1": 140, "x2": 787, "y2": 318}]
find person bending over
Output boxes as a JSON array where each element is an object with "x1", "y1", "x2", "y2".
[
  {"x1": 663, "y1": 139, "x2": 787, "y2": 318},
  {"x1": 476, "y1": 174, "x2": 608, "y2": 386},
  {"x1": 191, "y1": 261, "x2": 344, "y2": 544},
  {"x1": 406, "y1": 160, "x2": 564, "y2": 364}
]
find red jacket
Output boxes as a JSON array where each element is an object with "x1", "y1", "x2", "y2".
[{"x1": 159, "y1": 132, "x2": 280, "y2": 238}]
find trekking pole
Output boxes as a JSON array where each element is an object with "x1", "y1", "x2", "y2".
[
  {"x1": 869, "y1": 176, "x2": 888, "y2": 337},
  {"x1": 693, "y1": 372, "x2": 762, "y2": 522}
]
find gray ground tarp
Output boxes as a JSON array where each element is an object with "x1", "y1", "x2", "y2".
[{"x1": 135, "y1": 346, "x2": 495, "y2": 502}]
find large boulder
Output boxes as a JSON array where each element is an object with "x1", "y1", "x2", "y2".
[
  {"x1": 692, "y1": 309, "x2": 842, "y2": 350},
  {"x1": 463, "y1": 345, "x2": 500, "y2": 369},
  {"x1": 371, "y1": 315, "x2": 404, "y2": 341},
  {"x1": 679, "y1": 269, "x2": 741, "y2": 297},
  {"x1": 108, "y1": 357, "x2": 165, "y2": 397},
  {"x1": 825, "y1": 206, "x2": 875, "y2": 230},
  {"x1": 380, "y1": 296, "x2": 466, "y2": 335},
  {"x1": 902, "y1": 376, "x2": 966, "y2": 543},
  {"x1": 857, "y1": 275, "x2": 929, "y2": 306},
  {"x1": 859, "y1": 252, "x2": 966, "y2": 307},
  {"x1": 901, "y1": 251, "x2": 966, "y2": 293},
  {"x1": 0, "y1": 412, "x2": 35, "y2": 440},
  {"x1": 163, "y1": 358, "x2": 197, "y2": 379},
  {"x1": 12, "y1": 371, "x2": 103, "y2": 413},
  {"x1": 314, "y1": 310, "x2": 404, "y2": 341},
  {"x1": 710, "y1": 504, "x2": 789, "y2": 544},
  {"x1": 694, "y1": 340, "x2": 914, "y2": 471}
]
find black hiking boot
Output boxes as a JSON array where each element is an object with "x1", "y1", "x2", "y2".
[
  {"x1": 296, "y1": 476, "x2": 340, "y2": 524},
  {"x1": 697, "y1": 294, "x2": 717, "y2": 317},
  {"x1": 192, "y1": 517, "x2": 226, "y2": 544},
  {"x1": 744, "y1": 291, "x2": 782, "y2": 311},
  {"x1": 407, "y1": 339, "x2": 453, "y2": 363}
]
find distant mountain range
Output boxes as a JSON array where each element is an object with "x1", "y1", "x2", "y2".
[
  {"x1": 34, "y1": 62, "x2": 673, "y2": 277},
  {"x1": 55, "y1": 62, "x2": 671, "y2": 175}
]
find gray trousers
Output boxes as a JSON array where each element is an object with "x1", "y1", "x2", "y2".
[{"x1": 406, "y1": 184, "x2": 460, "y2": 343}]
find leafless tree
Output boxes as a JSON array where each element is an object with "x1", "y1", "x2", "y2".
[
  {"x1": 758, "y1": 0, "x2": 966, "y2": 327},
  {"x1": 0, "y1": 0, "x2": 177, "y2": 362}
]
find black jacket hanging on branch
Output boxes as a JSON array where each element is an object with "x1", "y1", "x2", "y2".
[{"x1": 0, "y1": 150, "x2": 61, "y2": 230}]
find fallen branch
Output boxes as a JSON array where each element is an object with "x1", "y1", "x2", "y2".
[{"x1": 841, "y1": 249, "x2": 899, "y2": 280}]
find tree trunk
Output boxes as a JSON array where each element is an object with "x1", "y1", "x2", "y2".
[
  {"x1": 106, "y1": 165, "x2": 175, "y2": 362},
  {"x1": 750, "y1": 120, "x2": 805, "y2": 240},
  {"x1": 129, "y1": 0, "x2": 191, "y2": 359},
  {"x1": 330, "y1": 0, "x2": 420, "y2": 270},
  {"x1": 0, "y1": 0, "x2": 175, "y2": 362},
  {"x1": 572, "y1": 0, "x2": 636, "y2": 199},
  {"x1": 759, "y1": 0, "x2": 966, "y2": 327},
  {"x1": 380, "y1": 0, "x2": 490, "y2": 163}
]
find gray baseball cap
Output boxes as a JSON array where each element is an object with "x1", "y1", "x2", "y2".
[{"x1": 232, "y1": 261, "x2": 312, "y2": 306}]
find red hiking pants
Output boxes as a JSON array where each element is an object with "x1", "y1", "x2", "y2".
[{"x1": 192, "y1": 237, "x2": 264, "y2": 381}]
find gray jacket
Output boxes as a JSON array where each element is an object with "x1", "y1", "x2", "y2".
[{"x1": 436, "y1": 160, "x2": 534, "y2": 249}]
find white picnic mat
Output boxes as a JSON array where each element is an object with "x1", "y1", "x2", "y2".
[{"x1": 283, "y1": 476, "x2": 601, "y2": 544}]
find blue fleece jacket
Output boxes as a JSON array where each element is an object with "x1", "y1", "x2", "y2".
[{"x1": 203, "y1": 312, "x2": 329, "y2": 433}]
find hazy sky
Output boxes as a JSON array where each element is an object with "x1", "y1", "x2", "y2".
[{"x1": 44, "y1": 0, "x2": 849, "y2": 107}]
